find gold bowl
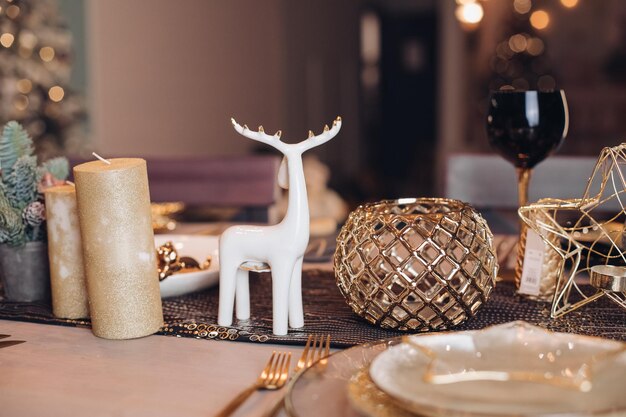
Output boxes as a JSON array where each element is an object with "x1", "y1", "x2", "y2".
[{"x1": 334, "y1": 198, "x2": 498, "y2": 331}]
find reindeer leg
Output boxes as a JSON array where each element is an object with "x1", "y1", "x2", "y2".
[
  {"x1": 217, "y1": 258, "x2": 239, "y2": 327},
  {"x1": 270, "y1": 259, "x2": 297, "y2": 336},
  {"x1": 288, "y1": 256, "x2": 304, "y2": 329},
  {"x1": 235, "y1": 268, "x2": 250, "y2": 320}
]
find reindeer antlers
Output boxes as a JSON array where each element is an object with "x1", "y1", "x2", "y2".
[
  {"x1": 231, "y1": 116, "x2": 341, "y2": 151},
  {"x1": 231, "y1": 118, "x2": 282, "y2": 138}
]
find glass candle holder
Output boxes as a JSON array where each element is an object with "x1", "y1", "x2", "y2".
[{"x1": 334, "y1": 198, "x2": 498, "y2": 331}]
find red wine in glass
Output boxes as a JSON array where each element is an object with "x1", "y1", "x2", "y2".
[
  {"x1": 487, "y1": 90, "x2": 569, "y2": 180},
  {"x1": 485, "y1": 89, "x2": 568, "y2": 284}
]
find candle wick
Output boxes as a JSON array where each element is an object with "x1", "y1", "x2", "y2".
[{"x1": 92, "y1": 152, "x2": 112, "y2": 165}]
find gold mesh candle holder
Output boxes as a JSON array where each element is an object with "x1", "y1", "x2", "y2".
[
  {"x1": 519, "y1": 143, "x2": 626, "y2": 317},
  {"x1": 334, "y1": 198, "x2": 498, "y2": 332}
]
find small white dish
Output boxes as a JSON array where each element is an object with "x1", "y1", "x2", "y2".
[
  {"x1": 155, "y1": 234, "x2": 220, "y2": 298},
  {"x1": 369, "y1": 322, "x2": 626, "y2": 417}
]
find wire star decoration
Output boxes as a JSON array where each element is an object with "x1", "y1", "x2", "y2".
[{"x1": 519, "y1": 144, "x2": 626, "y2": 317}]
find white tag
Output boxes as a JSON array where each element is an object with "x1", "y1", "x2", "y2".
[{"x1": 518, "y1": 228, "x2": 546, "y2": 296}]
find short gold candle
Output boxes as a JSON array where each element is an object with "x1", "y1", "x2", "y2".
[
  {"x1": 74, "y1": 158, "x2": 163, "y2": 339},
  {"x1": 44, "y1": 184, "x2": 90, "y2": 319}
]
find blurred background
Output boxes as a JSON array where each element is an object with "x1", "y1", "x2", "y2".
[{"x1": 1, "y1": 0, "x2": 625, "y2": 207}]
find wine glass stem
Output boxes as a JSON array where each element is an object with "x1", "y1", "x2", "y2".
[
  {"x1": 517, "y1": 168, "x2": 532, "y2": 207},
  {"x1": 514, "y1": 168, "x2": 532, "y2": 286}
]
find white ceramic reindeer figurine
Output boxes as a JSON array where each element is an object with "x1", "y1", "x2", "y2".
[{"x1": 218, "y1": 117, "x2": 342, "y2": 335}]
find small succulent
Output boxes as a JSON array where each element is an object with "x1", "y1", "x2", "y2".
[{"x1": 0, "y1": 121, "x2": 69, "y2": 246}]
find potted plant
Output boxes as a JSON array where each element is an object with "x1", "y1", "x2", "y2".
[{"x1": 0, "y1": 121, "x2": 69, "y2": 302}]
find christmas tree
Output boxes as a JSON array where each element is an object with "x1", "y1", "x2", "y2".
[{"x1": 0, "y1": 0, "x2": 84, "y2": 159}]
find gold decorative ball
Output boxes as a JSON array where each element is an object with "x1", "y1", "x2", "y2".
[{"x1": 334, "y1": 198, "x2": 498, "y2": 331}]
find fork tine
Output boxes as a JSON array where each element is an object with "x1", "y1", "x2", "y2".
[
  {"x1": 307, "y1": 335, "x2": 318, "y2": 367},
  {"x1": 258, "y1": 351, "x2": 276, "y2": 383},
  {"x1": 277, "y1": 353, "x2": 291, "y2": 386},
  {"x1": 269, "y1": 352, "x2": 291, "y2": 386},
  {"x1": 298, "y1": 334, "x2": 313, "y2": 371},
  {"x1": 282, "y1": 353, "x2": 291, "y2": 384},
  {"x1": 316, "y1": 334, "x2": 326, "y2": 361},
  {"x1": 270, "y1": 353, "x2": 286, "y2": 385},
  {"x1": 321, "y1": 335, "x2": 331, "y2": 365}
]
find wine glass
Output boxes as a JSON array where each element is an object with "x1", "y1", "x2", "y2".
[
  {"x1": 486, "y1": 89, "x2": 569, "y2": 282},
  {"x1": 486, "y1": 89, "x2": 569, "y2": 206}
]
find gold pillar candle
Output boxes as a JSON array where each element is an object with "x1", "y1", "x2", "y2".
[
  {"x1": 44, "y1": 184, "x2": 90, "y2": 319},
  {"x1": 74, "y1": 158, "x2": 163, "y2": 339}
]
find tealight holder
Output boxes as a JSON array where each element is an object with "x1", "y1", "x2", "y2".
[
  {"x1": 590, "y1": 265, "x2": 626, "y2": 309},
  {"x1": 334, "y1": 198, "x2": 498, "y2": 331}
]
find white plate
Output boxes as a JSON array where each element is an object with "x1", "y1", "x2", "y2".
[
  {"x1": 369, "y1": 322, "x2": 626, "y2": 417},
  {"x1": 155, "y1": 234, "x2": 220, "y2": 298}
]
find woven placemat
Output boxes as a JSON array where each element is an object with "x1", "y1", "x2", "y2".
[{"x1": 0, "y1": 269, "x2": 624, "y2": 348}]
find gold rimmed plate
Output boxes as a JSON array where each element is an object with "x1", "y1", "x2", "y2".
[{"x1": 285, "y1": 322, "x2": 626, "y2": 417}]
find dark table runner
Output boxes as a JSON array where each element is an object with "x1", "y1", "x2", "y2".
[{"x1": 0, "y1": 269, "x2": 624, "y2": 348}]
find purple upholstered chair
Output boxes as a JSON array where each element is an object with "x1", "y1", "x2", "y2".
[{"x1": 69, "y1": 155, "x2": 280, "y2": 222}]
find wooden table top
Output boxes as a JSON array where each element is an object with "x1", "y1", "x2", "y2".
[{"x1": 0, "y1": 319, "x2": 305, "y2": 417}]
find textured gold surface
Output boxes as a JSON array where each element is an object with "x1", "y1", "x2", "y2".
[
  {"x1": 156, "y1": 241, "x2": 211, "y2": 281},
  {"x1": 347, "y1": 369, "x2": 415, "y2": 417},
  {"x1": 44, "y1": 184, "x2": 89, "y2": 319},
  {"x1": 74, "y1": 158, "x2": 163, "y2": 339},
  {"x1": 519, "y1": 143, "x2": 626, "y2": 317},
  {"x1": 335, "y1": 198, "x2": 498, "y2": 332}
]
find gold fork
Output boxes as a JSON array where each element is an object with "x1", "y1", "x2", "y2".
[
  {"x1": 215, "y1": 351, "x2": 291, "y2": 417},
  {"x1": 262, "y1": 335, "x2": 331, "y2": 417}
]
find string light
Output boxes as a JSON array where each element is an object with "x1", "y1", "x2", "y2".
[
  {"x1": 19, "y1": 31, "x2": 37, "y2": 49},
  {"x1": 455, "y1": 1, "x2": 484, "y2": 25},
  {"x1": 560, "y1": 0, "x2": 579, "y2": 8},
  {"x1": 48, "y1": 86, "x2": 65, "y2": 102},
  {"x1": 14, "y1": 95, "x2": 29, "y2": 111},
  {"x1": 0, "y1": 33, "x2": 15, "y2": 48},
  {"x1": 39, "y1": 46, "x2": 55, "y2": 62},
  {"x1": 513, "y1": 0, "x2": 532, "y2": 14},
  {"x1": 16, "y1": 79, "x2": 32, "y2": 94},
  {"x1": 508, "y1": 34, "x2": 528, "y2": 53},
  {"x1": 6, "y1": 5, "x2": 19, "y2": 19},
  {"x1": 530, "y1": 10, "x2": 550, "y2": 30},
  {"x1": 526, "y1": 38, "x2": 545, "y2": 56}
]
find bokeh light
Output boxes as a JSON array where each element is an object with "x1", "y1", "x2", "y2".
[
  {"x1": 16, "y1": 78, "x2": 32, "y2": 94},
  {"x1": 560, "y1": 0, "x2": 579, "y2": 8},
  {"x1": 526, "y1": 37, "x2": 545, "y2": 56},
  {"x1": 19, "y1": 30, "x2": 37, "y2": 49},
  {"x1": 14, "y1": 95, "x2": 29, "y2": 111},
  {"x1": 513, "y1": 0, "x2": 532, "y2": 14},
  {"x1": 530, "y1": 10, "x2": 550, "y2": 30},
  {"x1": 39, "y1": 46, "x2": 55, "y2": 62},
  {"x1": 48, "y1": 86, "x2": 65, "y2": 102},
  {"x1": 0, "y1": 33, "x2": 15, "y2": 48},
  {"x1": 455, "y1": 2, "x2": 484, "y2": 25},
  {"x1": 6, "y1": 5, "x2": 20, "y2": 19},
  {"x1": 508, "y1": 34, "x2": 528, "y2": 53}
]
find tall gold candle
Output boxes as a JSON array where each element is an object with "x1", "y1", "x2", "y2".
[
  {"x1": 44, "y1": 184, "x2": 90, "y2": 319},
  {"x1": 74, "y1": 158, "x2": 163, "y2": 339}
]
